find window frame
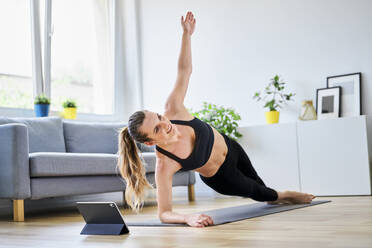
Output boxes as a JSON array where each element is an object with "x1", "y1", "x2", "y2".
[{"x1": 0, "y1": 0, "x2": 126, "y2": 122}]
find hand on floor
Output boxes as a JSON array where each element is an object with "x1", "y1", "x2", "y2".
[{"x1": 185, "y1": 213, "x2": 214, "y2": 227}]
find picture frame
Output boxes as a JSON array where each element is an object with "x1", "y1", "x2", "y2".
[
  {"x1": 316, "y1": 86, "x2": 341, "y2": 120},
  {"x1": 327, "y1": 72, "x2": 361, "y2": 117}
]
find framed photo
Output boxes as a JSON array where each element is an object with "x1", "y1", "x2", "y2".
[
  {"x1": 327, "y1": 72, "x2": 361, "y2": 117},
  {"x1": 316, "y1": 86, "x2": 341, "y2": 120}
]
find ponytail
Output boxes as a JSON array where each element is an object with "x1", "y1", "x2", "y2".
[{"x1": 117, "y1": 127, "x2": 153, "y2": 212}]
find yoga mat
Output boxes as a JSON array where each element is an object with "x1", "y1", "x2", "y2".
[{"x1": 126, "y1": 200, "x2": 331, "y2": 226}]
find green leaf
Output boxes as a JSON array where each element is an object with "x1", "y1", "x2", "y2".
[
  {"x1": 34, "y1": 94, "x2": 51, "y2": 104},
  {"x1": 62, "y1": 99, "x2": 77, "y2": 108},
  {"x1": 253, "y1": 74, "x2": 295, "y2": 110},
  {"x1": 192, "y1": 102, "x2": 243, "y2": 139}
]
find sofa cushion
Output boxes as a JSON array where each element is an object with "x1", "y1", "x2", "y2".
[
  {"x1": 63, "y1": 120, "x2": 126, "y2": 154},
  {"x1": 63, "y1": 120, "x2": 154, "y2": 153},
  {"x1": 0, "y1": 116, "x2": 65, "y2": 153},
  {"x1": 29, "y1": 152, "x2": 156, "y2": 177}
]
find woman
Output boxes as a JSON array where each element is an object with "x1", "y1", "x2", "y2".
[{"x1": 117, "y1": 11, "x2": 315, "y2": 228}]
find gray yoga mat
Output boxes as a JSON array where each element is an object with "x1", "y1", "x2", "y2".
[{"x1": 126, "y1": 200, "x2": 331, "y2": 226}]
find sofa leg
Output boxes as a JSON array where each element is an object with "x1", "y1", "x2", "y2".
[
  {"x1": 188, "y1": 184, "x2": 195, "y2": 202},
  {"x1": 13, "y1": 199, "x2": 24, "y2": 222}
]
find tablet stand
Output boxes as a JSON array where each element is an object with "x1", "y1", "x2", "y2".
[{"x1": 80, "y1": 223, "x2": 129, "y2": 235}]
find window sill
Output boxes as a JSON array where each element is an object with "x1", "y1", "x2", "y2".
[{"x1": 0, "y1": 107, "x2": 123, "y2": 122}]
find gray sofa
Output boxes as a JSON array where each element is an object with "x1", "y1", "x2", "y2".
[{"x1": 0, "y1": 116, "x2": 195, "y2": 222}]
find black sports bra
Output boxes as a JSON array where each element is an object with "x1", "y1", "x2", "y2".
[{"x1": 155, "y1": 117, "x2": 214, "y2": 171}]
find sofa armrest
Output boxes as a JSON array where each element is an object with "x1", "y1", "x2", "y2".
[{"x1": 0, "y1": 123, "x2": 31, "y2": 199}]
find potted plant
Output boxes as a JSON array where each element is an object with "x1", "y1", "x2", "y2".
[
  {"x1": 253, "y1": 75, "x2": 295, "y2": 124},
  {"x1": 62, "y1": 99, "x2": 77, "y2": 119},
  {"x1": 191, "y1": 102, "x2": 242, "y2": 140},
  {"x1": 34, "y1": 94, "x2": 51, "y2": 117}
]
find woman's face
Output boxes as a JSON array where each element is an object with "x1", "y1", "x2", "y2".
[{"x1": 139, "y1": 111, "x2": 177, "y2": 146}]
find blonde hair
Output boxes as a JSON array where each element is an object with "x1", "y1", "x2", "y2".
[{"x1": 117, "y1": 111, "x2": 153, "y2": 212}]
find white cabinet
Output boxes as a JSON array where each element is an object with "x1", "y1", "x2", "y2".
[
  {"x1": 297, "y1": 115, "x2": 371, "y2": 196},
  {"x1": 238, "y1": 123, "x2": 301, "y2": 192},
  {"x1": 237, "y1": 115, "x2": 372, "y2": 196}
]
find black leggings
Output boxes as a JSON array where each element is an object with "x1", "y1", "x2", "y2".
[{"x1": 200, "y1": 133, "x2": 278, "y2": 202}]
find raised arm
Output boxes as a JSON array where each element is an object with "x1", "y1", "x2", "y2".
[
  {"x1": 155, "y1": 158, "x2": 213, "y2": 227},
  {"x1": 164, "y1": 11, "x2": 196, "y2": 115}
]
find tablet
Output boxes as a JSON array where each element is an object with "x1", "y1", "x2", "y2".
[{"x1": 76, "y1": 202, "x2": 129, "y2": 235}]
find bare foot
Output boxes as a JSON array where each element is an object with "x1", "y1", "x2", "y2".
[
  {"x1": 266, "y1": 191, "x2": 292, "y2": 205},
  {"x1": 284, "y1": 191, "x2": 316, "y2": 204},
  {"x1": 267, "y1": 191, "x2": 316, "y2": 205}
]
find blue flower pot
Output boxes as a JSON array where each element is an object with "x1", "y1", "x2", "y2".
[{"x1": 34, "y1": 104, "x2": 50, "y2": 117}]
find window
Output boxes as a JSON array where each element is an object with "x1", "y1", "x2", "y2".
[
  {"x1": 0, "y1": 0, "x2": 33, "y2": 109},
  {"x1": 50, "y1": 0, "x2": 113, "y2": 114}
]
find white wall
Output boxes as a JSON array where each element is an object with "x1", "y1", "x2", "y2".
[{"x1": 138, "y1": 0, "x2": 372, "y2": 126}]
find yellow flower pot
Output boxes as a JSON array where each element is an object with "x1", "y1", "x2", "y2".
[
  {"x1": 265, "y1": 111, "x2": 279, "y2": 124},
  {"x1": 63, "y1": 107, "x2": 77, "y2": 119}
]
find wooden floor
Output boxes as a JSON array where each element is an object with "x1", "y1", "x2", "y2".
[{"x1": 0, "y1": 196, "x2": 371, "y2": 248}]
